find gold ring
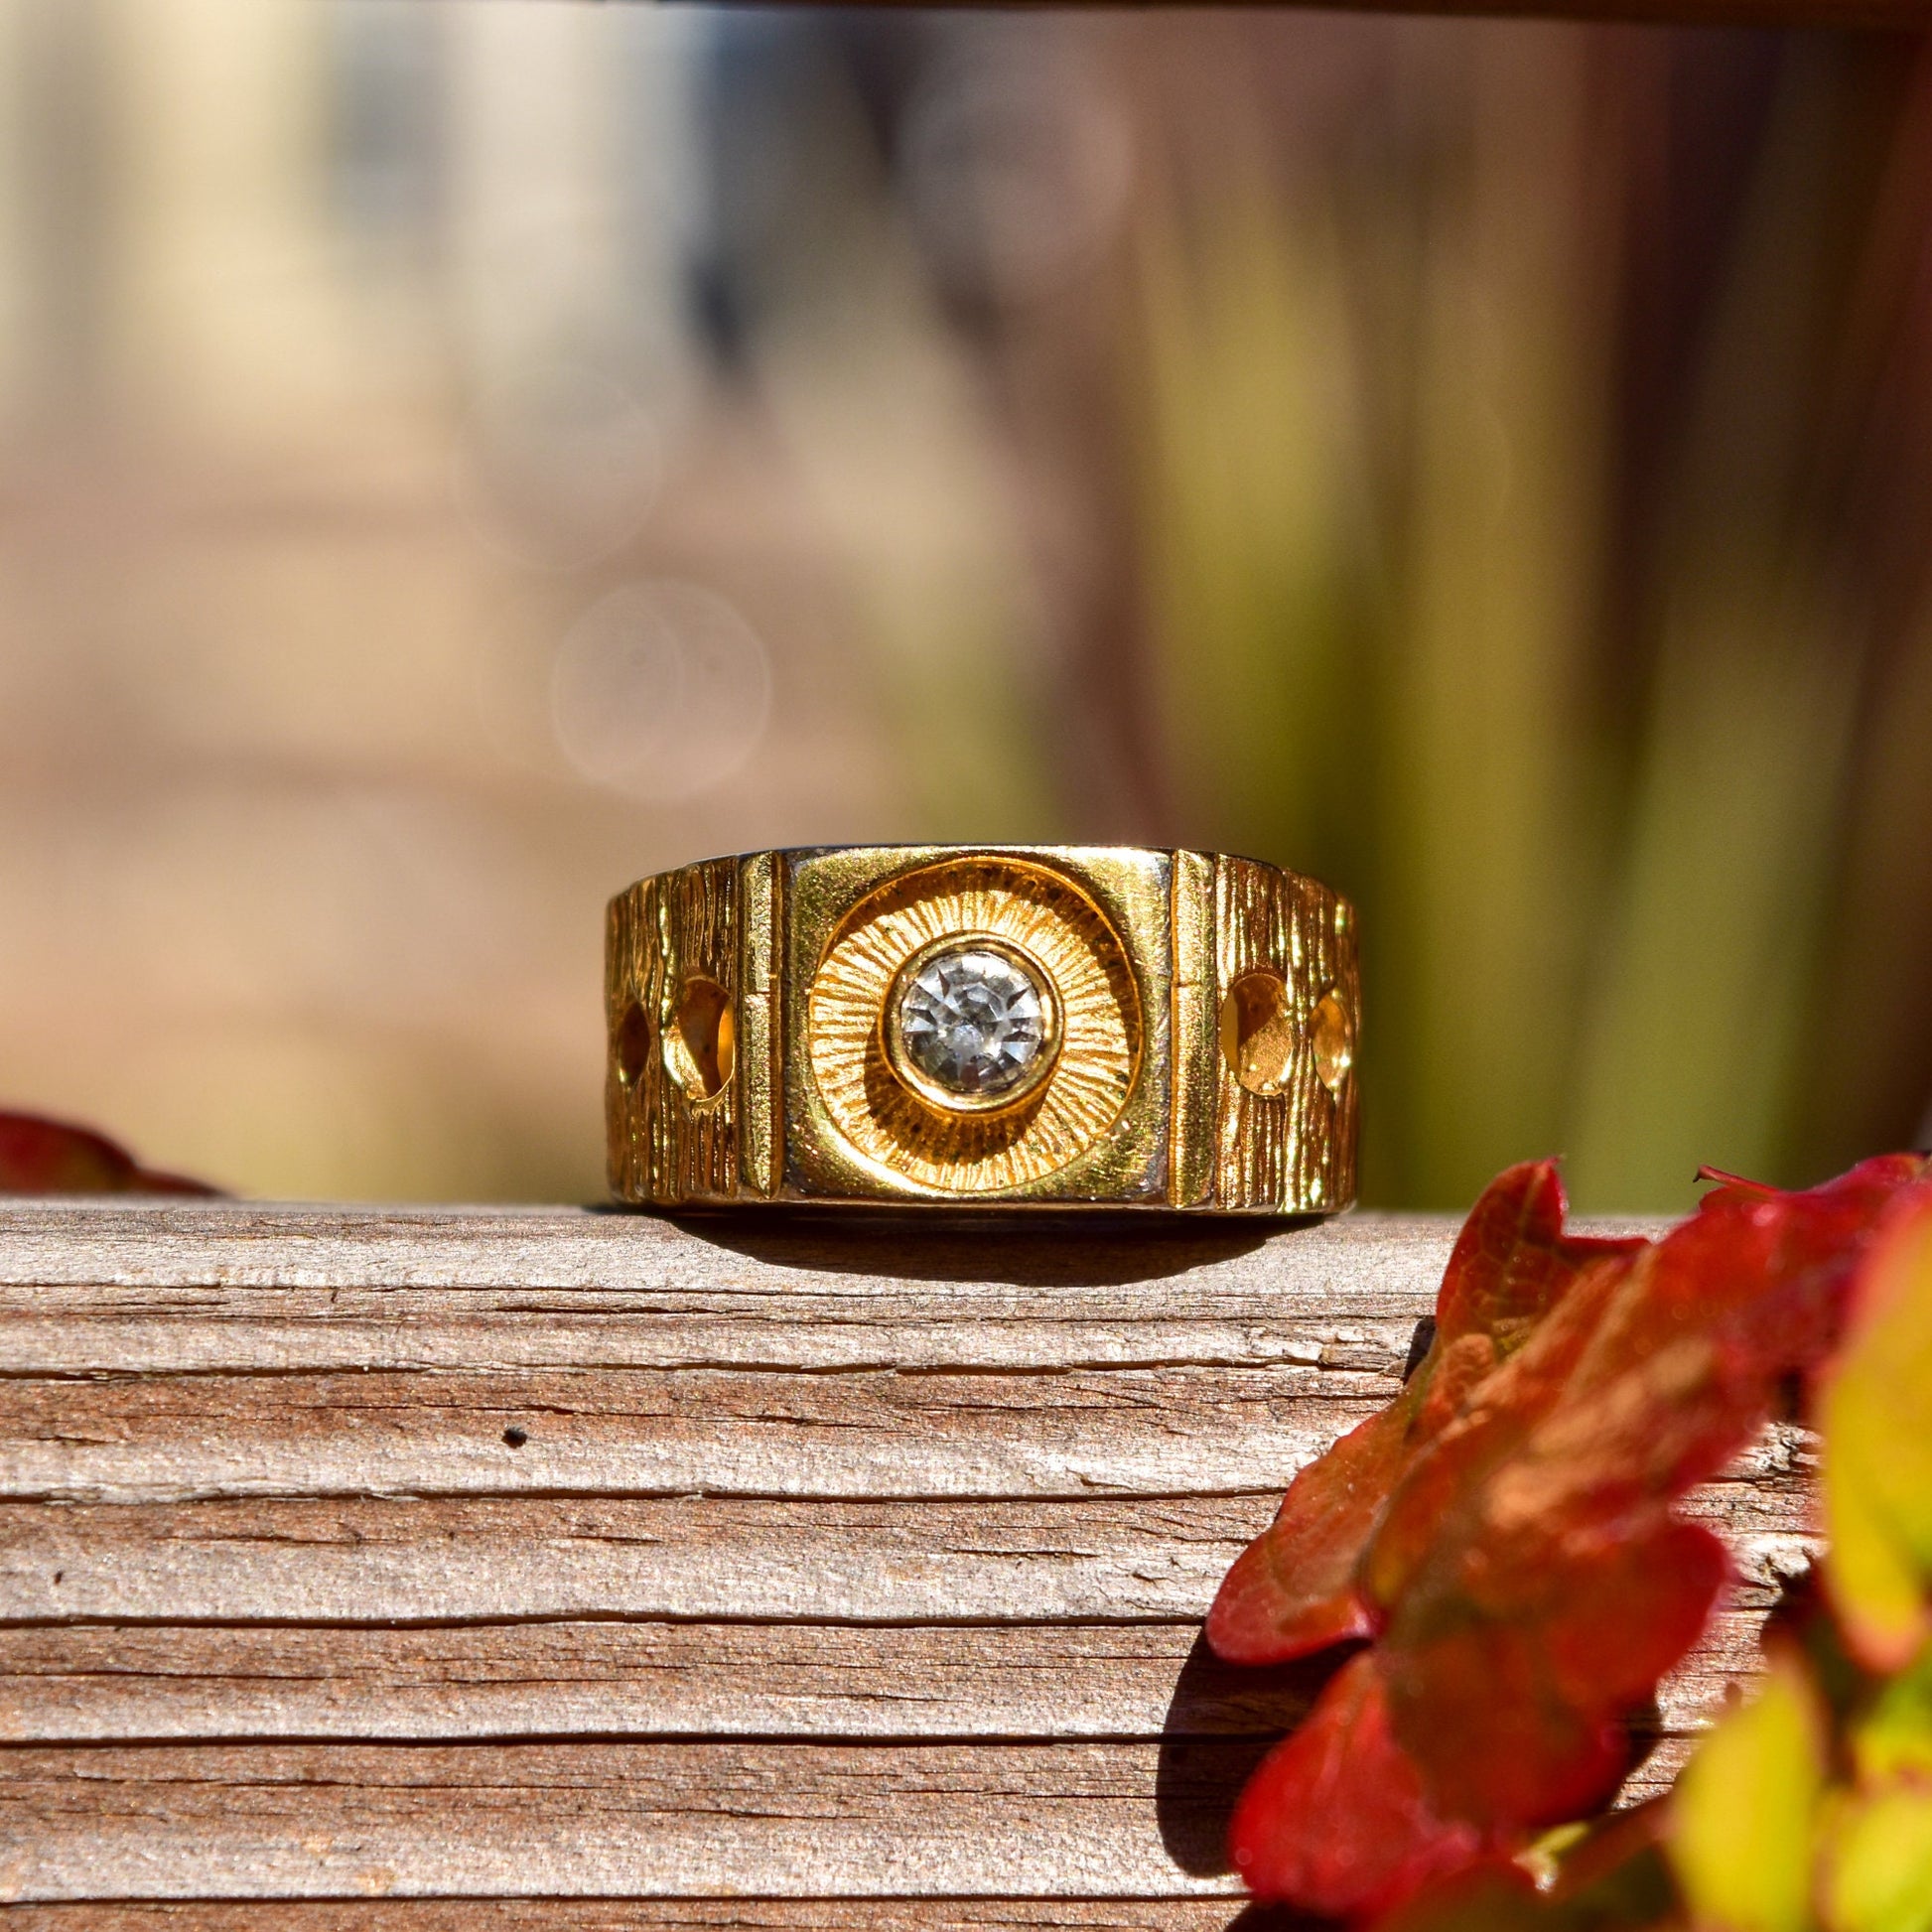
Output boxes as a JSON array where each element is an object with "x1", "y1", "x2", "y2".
[{"x1": 606, "y1": 845, "x2": 1359, "y2": 1214}]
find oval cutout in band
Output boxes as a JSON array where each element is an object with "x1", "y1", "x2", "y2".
[
  {"x1": 1220, "y1": 970, "x2": 1297, "y2": 1096},
  {"x1": 613, "y1": 1000, "x2": 653, "y2": 1086},
  {"x1": 664, "y1": 976, "x2": 735, "y2": 1103}
]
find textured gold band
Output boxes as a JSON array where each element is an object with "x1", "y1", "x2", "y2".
[{"x1": 606, "y1": 845, "x2": 1358, "y2": 1214}]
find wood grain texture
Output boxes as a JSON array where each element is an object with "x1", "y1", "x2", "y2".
[
  {"x1": 0, "y1": 1606, "x2": 1768, "y2": 1753},
  {"x1": 0, "y1": 1907, "x2": 1259, "y2": 1930},
  {"x1": 1, "y1": 1363, "x2": 1390, "y2": 1502},
  {"x1": 0, "y1": 1201, "x2": 1791, "y2": 1914},
  {"x1": 3, "y1": 1738, "x2": 1263, "y2": 1900}
]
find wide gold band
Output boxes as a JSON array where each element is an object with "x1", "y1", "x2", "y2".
[{"x1": 605, "y1": 845, "x2": 1358, "y2": 1214}]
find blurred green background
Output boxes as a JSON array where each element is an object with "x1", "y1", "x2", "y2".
[{"x1": 0, "y1": 2, "x2": 1926, "y2": 1210}]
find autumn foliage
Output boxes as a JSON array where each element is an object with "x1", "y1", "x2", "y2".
[
  {"x1": 0, "y1": 1110, "x2": 215, "y2": 1195},
  {"x1": 1208, "y1": 1154, "x2": 1932, "y2": 1922}
]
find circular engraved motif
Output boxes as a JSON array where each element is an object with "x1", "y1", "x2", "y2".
[
  {"x1": 888, "y1": 937, "x2": 1060, "y2": 1113},
  {"x1": 807, "y1": 860, "x2": 1141, "y2": 1193}
]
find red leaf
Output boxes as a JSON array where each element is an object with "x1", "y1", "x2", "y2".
[
  {"x1": 1366, "y1": 1157, "x2": 1925, "y2": 1830},
  {"x1": 1374, "y1": 1802, "x2": 1684, "y2": 1931},
  {"x1": 1377, "y1": 1517, "x2": 1729, "y2": 1828},
  {"x1": 1228, "y1": 1651, "x2": 1484, "y2": 1916},
  {"x1": 1369, "y1": 1861, "x2": 1548, "y2": 1932},
  {"x1": 1211, "y1": 1153, "x2": 1930, "y2": 1920},
  {"x1": 0, "y1": 1111, "x2": 218, "y2": 1196},
  {"x1": 1207, "y1": 1161, "x2": 1643, "y2": 1665},
  {"x1": 1204, "y1": 1396, "x2": 1412, "y2": 1662}
]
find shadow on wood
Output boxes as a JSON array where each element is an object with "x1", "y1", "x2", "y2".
[
  {"x1": 1156, "y1": 1630, "x2": 1353, "y2": 1876},
  {"x1": 661, "y1": 1204, "x2": 1278, "y2": 1287}
]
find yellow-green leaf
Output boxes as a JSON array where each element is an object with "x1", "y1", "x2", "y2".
[
  {"x1": 1823, "y1": 1196, "x2": 1932, "y2": 1671},
  {"x1": 1672, "y1": 1650, "x2": 1826, "y2": 1932},
  {"x1": 1856, "y1": 1646, "x2": 1932, "y2": 1788},
  {"x1": 1822, "y1": 1787, "x2": 1932, "y2": 1932}
]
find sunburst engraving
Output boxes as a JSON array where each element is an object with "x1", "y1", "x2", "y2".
[{"x1": 807, "y1": 859, "x2": 1141, "y2": 1193}]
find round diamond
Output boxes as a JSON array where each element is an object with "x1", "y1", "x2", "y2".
[{"x1": 897, "y1": 947, "x2": 1048, "y2": 1100}]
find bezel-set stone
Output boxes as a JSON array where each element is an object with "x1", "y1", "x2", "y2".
[{"x1": 886, "y1": 938, "x2": 1060, "y2": 1112}]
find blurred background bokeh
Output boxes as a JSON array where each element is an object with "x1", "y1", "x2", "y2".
[{"x1": 1, "y1": 1, "x2": 1927, "y2": 1209}]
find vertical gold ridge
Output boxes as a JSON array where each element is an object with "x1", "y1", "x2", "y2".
[
  {"x1": 605, "y1": 880, "x2": 665, "y2": 1205},
  {"x1": 605, "y1": 893, "x2": 622, "y2": 1199},
  {"x1": 1322, "y1": 897, "x2": 1362, "y2": 1212},
  {"x1": 663, "y1": 859, "x2": 738, "y2": 1204},
  {"x1": 605, "y1": 889, "x2": 637, "y2": 1201},
  {"x1": 737, "y1": 851, "x2": 779, "y2": 1198},
  {"x1": 1170, "y1": 850, "x2": 1216, "y2": 1207},
  {"x1": 1215, "y1": 856, "x2": 1283, "y2": 1210}
]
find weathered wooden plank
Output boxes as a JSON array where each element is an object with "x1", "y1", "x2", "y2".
[
  {"x1": 0, "y1": 1211, "x2": 1468, "y2": 1420},
  {"x1": 0, "y1": 1621, "x2": 1269, "y2": 1744},
  {"x1": 0, "y1": 1297, "x2": 1411, "y2": 1375},
  {"x1": 0, "y1": 1494, "x2": 1269, "y2": 1624},
  {"x1": 0, "y1": 1201, "x2": 1461, "y2": 1300},
  {"x1": 0, "y1": 1481, "x2": 1804, "y2": 1628},
  {"x1": 0, "y1": 1367, "x2": 1389, "y2": 1504},
  {"x1": 0, "y1": 1740, "x2": 1254, "y2": 1901},
  {"x1": 0, "y1": 1907, "x2": 1264, "y2": 1930},
  {"x1": 0, "y1": 1199, "x2": 1785, "y2": 1911},
  {"x1": 0, "y1": 1608, "x2": 1765, "y2": 1750},
  {"x1": 0, "y1": 1371, "x2": 1810, "y2": 1507}
]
